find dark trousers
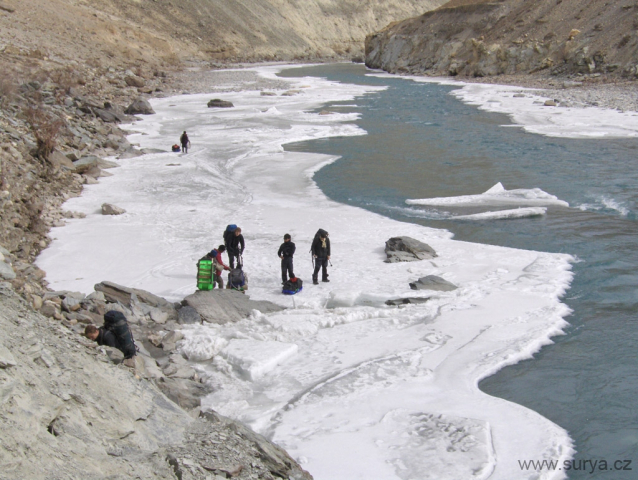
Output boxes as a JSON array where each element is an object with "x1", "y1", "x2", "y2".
[
  {"x1": 281, "y1": 256, "x2": 294, "y2": 283},
  {"x1": 228, "y1": 251, "x2": 241, "y2": 269},
  {"x1": 181, "y1": 143, "x2": 188, "y2": 153},
  {"x1": 313, "y1": 257, "x2": 328, "y2": 280}
]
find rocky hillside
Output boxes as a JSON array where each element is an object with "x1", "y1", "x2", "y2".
[
  {"x1": 0, "y1": 286, "x2": 312, "y2": 480},
  {"x1": 1, "y1": 0, "x2": 445, "y2": 68},
  {"x1": 366, "y1": 0, "x2": 638, "y2": 79}
]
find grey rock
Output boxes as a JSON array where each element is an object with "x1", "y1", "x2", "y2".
[
  {"x1": 125, "y1": 98, "x2": 155, "y2": 115},
  {"x1": 149, "y1": 308, "x2": 169, "y2": 324},
  {"x1": 384, "y1": 236, "x2": 437, "y2": 263},
  {"x1": 73, "y1": 155, "x2": 100, "y2": 174},
  {"x1": 409, "y1": 275, "x2": 458, "y2": 292},
  {"x1": 183, "y1": 290, "x2": 283, "y2": 324},
  {"x1": 125, "y1": 75, "x2": 146, "y2": 88},
  {"x1": 207, "y1": 99, "x2": 234, "y2": 108},
  {"x1": 385, "y1": 297, "x2": 430, "y2": 306},
  {"x1": 97, "y1": 158, "x2": 119, "y2": 169},
  {"x1": 544, "y1": 100, "x2": 558, "y2": 106},
  {"x1": 513, "y1": 93, "x2": 526, "y2": 98},
  {"x1": 94, "y1": 281, "x2": 174, "y2": 311},
  {"x1": 94, "y1": 108, "x2": 128, "y2": 123},
  {"x1": 178, "y1": 306, "x2": 201, "y2": 325},
  {"x1": 0, "y1": 344, "x2": 16, "y2": 368},
  {"x1": 0, "y1": 261, "x2": 16, "y2": 280},
  {"x1": 47, "y1": 149, "x2": 75, "y2": 170},
  {"x1": 260, "y1": 91, "x2": 277, "y2": 96},
  {"x1": 101, "y1": 203, "x2": 126, "y2": 215},
  {"x1": 158, "y1": 377, "x2": 209, "y2": 410}
]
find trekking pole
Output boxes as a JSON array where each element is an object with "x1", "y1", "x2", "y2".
[{"x1": 329, "y1": 259, "x2": 333, "y2": 267}]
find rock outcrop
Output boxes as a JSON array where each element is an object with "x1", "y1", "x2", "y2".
[
  {"x1": 208, "y1": 99, "x2": 234, "y2": 108},
  {"x1": 410, "y1": 275, "x2": 458, "y2": 291},
  {"x1": 366, "y1": 0, "x2": 638, "y2": 79},
  {"x1": 184, "y1": 290, "x2": 284, "y2": 325},
  {"x1": 384, "y1": 236, "x2": 437, "y2": 263}
]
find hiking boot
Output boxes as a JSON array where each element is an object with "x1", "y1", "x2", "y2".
[
  {"x1": 322, "y1": 278, "x2": 330, "y2": 282},
  {"x1": 312, "y1": 276, "x2": 318, "y2": 285}
]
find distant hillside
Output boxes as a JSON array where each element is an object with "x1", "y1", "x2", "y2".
[
  {"x1": 0, "y1": 0, "x2": 445, "y2": 69},
  {"x1": 365, "y1": 0, "x2": 638, "y2": 78}
]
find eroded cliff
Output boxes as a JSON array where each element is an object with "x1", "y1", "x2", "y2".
[{"x1": 366, "y1": 0, "x2": 638, "y2": 79}]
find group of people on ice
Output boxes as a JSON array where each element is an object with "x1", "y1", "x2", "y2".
[{"x1": 197, "y1": 226, "x2": 331, "y2": 295}]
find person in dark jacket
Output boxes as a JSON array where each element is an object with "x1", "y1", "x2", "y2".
[
  {"x1": 226, "y1": 227, "x2": 245, "y2": 269},
  {"x1": 278, "y1": 233, "x2": 296, "y2": 284},
  {"x1": 180, "y1": 131, "x2": 190, "y2": 153},
  {"x1": 311, "y1": 229, "x2": 330, "y2": 284},
  {"x1": 85, "y1": 324, "x2": 119, "y2": 349}
]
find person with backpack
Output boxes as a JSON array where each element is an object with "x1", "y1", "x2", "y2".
[
  {"x1": 311, "y1": 229, "x2": 330, "y2": 285},
  {"x1": 213, "y1": 245, "x2": 230, "y2": 289},
  {"x1": 224, "y1": 226, "x2": 245, "y2": 269},
  {"x1": 278, "y1": 233, "x2": 296, "y2": 285},
  {"x1": 180, "y1": 131, "x2": 191, "y2": 154},
  {"x1": 85, "y1": 311, "x2": 137, "y2": 365}
]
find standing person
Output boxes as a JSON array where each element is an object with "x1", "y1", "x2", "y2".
[
  {"x1": 180, "y1": 131, "x2": 190, "y2": 153},
  {"x1": 311, "y1": 229, "x2": 330, "y2": 285},
  {"x1": 278, "y1": 233, "x2": 296, "y2": 285},
  {"x1": 226, "y1": 227, "x2": 245, "y2": 269},
  {"x1": 213, "y1": 245, "x2": 230, "y2": 289}
]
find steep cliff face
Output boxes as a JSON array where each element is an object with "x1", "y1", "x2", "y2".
[
  {"x1": 0, "y1": 0, "x2": 446, "y2": 68},
  {"x1": 366, "y1": 0, "x2": 638, "y2": 78}
]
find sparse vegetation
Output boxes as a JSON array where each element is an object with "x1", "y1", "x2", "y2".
[{"x1": 24, "y1": 106, "x2": 64, "y2": 161}]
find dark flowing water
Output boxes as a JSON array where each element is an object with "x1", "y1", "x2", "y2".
[{"x1": 280, "y1": 64, "x2": 638, "y2": 478}]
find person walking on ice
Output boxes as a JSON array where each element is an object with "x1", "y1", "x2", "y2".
[
  {"x1": 311, "y1": 229, "x2": 330, "y2": 285},
  {"x1": 278, "y1": 233, "x2": 296, "y2": 285},
  {"x1": 180, "y1": 131, "x2": 191, "y2": 153}
]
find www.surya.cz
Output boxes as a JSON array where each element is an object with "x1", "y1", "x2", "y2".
[{"x1": 518, "y1": 459, "x2": 633, "y2": 475}]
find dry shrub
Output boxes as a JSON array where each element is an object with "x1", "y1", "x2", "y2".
[
  {"x1": 49, "y1": 66, "x2": 81, "y2": 93},
  {"x1": 24, "y1": 106, "x2": 64, "y2": 161}
]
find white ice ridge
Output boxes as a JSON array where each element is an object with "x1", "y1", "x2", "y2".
[
  {"x1": 454, "y1": 207, "x2": 547, "y2": 220},
  {"x1": 37, "y1": 64, "x2": 574, "y2": 480},
  {"x1": 407, "y1": 182, "x2": 569, "y2": 208},
  {"x1": 368, "y1": 70, "x2": 638, "y2": 139}
]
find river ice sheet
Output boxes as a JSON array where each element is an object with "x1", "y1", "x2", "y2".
[{"x1": 37, "y1": 66, "x2": 575, "y2": 479}]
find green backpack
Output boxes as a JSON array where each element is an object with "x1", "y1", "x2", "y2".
[{"x1": 197, "y1": 258, "x2": 214, "y2": 290}]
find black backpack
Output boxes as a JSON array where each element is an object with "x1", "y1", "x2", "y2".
[
  {"x1": 282, "y1": 277, "x2": 303, "y2": 295},
  {"x1": 224, "y1": 224, "x2": 237, "y2": 246},
  {"x1": 103, "y1": 310, "x2": 137, "y2": 359}
]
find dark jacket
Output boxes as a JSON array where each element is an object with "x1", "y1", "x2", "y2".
[
  {"x1": 96, "y1": 327, "x2": 119, "y2": 349},
  {"x1": 278, "y1": 241, "x2": 296, "y2": 258},
  {"x1": 311, "y1": 236, "x2": 330, "y2": 258},
  {"x1": 227, "y1": 234, "x2": 245, "y2": 255},
  {"x1": 180, "y1": 133, "x2": 189, "y2": 147}
]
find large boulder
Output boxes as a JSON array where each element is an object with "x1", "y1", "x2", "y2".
[
  {"x1": 183, "y1": 290, "x2": 283, "y2": 324},
  {"x1": 384, "y1": 236, "x2": 437, "y2": 263},
  {"x1": 72, "y1": 155, "x2": 100, "y2": 174},
  {"x1": 101, "y1": 203, "x2": 126, "y2": 215},
  {"x1": 125, "y1": 98, "x2": 155, "y2": 115},
  {"x1": 94, "y1": 281, "x2": 175, "y2": 311},
  {"x1": 207, "y1": 99, "x2": 234, "y2": 108},
  {"x1": 125, "y1": 75, "x2": 146, "y2": 88},
  {"x1": 410, "y1": 275, "x2": 458, "y2": 292}
]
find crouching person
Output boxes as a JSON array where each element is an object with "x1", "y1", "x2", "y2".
[{"x1": 85, "y1": 310, "x2": 137, "y2": 367}]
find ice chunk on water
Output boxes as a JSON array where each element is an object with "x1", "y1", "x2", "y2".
[{"x1": 406, "y1": 182, "x2": 569, "y2": 207}]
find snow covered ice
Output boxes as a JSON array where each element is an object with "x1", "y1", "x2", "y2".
[{"x1": 38, "y1": 66, "x2": 576, "y2": 479}]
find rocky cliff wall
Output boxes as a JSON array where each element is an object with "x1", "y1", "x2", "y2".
[{"x1": 366, "y1": 0, "x2": 638, "y2": 79}]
